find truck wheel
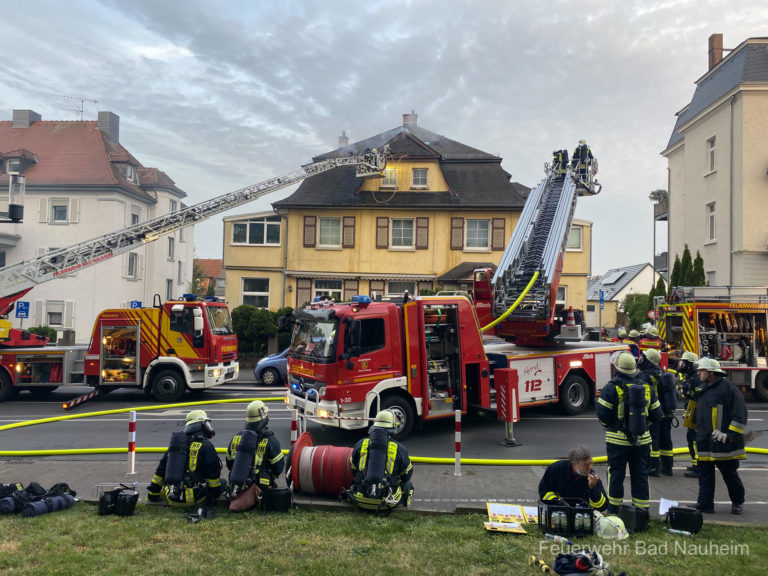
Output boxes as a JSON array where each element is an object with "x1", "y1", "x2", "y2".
[
  {"x1": 381, "y1": 395, "x2": 414, "y2": 441},
  {"x1": 560, "y1": 375, "x2": 590, "y2": 415},
  {"x1": 152, "y1": 370, "x2": 186, "y2": 403},
  {"x1": 754, "y1": 372, "x2": 768, "y2": 402},
  {"x1": 0, "y1": 372, "x2": 13, "y2": 402}
]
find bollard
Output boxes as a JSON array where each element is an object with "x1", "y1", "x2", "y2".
[
  {"x1": 496, "y1": 368, "x2": 521, "y2": 447},
  {"x1": 290, "y1": 410, "x2": 298, "y2": 447},
  {"x1": 454, "y1": 409, "x2": 461, "y2": 477},
  {"x1": 127, "y1": 411, "x2": 137, "y2": 475}
]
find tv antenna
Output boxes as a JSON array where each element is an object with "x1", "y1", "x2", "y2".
[{"x1": 48, "y1": 93, "x2": 98, "y2": 120}]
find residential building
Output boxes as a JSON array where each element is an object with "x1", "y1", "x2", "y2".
[
  {"x1": 586, "y1": 263, "x2": 660, "y2": 330},
  {"x1": 662, "y1": 34, "x2": 768, "y2": 286},
  {"x1": 0, "y1": 109, "x2": 193, "y2": 342},
  {"x1": 195, "y1": 258, "x2": 225, "y2": 298},
  {"x1": 223, "y1": 113, "x2": 593, "y2": 316}
]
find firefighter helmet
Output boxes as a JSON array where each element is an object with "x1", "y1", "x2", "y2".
[
  {"x1": 246, "y1": 400, "x2": 269, "y2": 423},
  {"x1": 579, "y1": 139, "x2": 587, "y2": 145},
  {"x1": 185, "y1": 410, "x2": 209, "y2": 426},
  {"x1": 615, "y1": 352, "x2": 638, "y2": 376},
  {"x1": 595, "y1": 515, "x2": 629, "y2": 540},
  {"x1": 629, "y1": 329, "x2": 640, "y2": 338},
  {"x1": 184, "y1": 409, "x2": 214, "y2": 437},
  {"x1": 643, "y1": 348, "x2": 662, "y2": 366},
  {"x1": 697, "y1": 357, "x2": 725, "y2": 374},
  {"x1": 681, "y1": 350, "x2": 699, "y2": 363},
  {"x1": 617, "y1": 327, "x2": 627, "y2": 338},
  {"x1": 373, "y1": 409, "x2": 395, "y2": 429},
  {"x1": 648, "y1": 326, "x2": 659, "y2": 337}
]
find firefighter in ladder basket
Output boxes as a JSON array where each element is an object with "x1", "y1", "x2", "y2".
[{"x1": 347, "y1": 410, "x2": 414, "y2": 512}]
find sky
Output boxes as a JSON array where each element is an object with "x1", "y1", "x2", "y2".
[{"x1": 0, "y1": 0, "x2": 765, "y2": 275}]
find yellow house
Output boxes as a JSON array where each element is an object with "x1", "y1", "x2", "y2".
[{"x1": 224, "y1": 113, "x2": 592, "y2": 315}]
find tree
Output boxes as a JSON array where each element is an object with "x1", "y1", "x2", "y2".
[
  {"x1": 621, "y1": 293, "x2": 652, "y2": 329},
  {"x1": 692, "y1": 251, "x2": 706, "y2": 286},
  {"x1": 272, "y1": 306, "x2": 294, "y2": 351},
  {"x1": 649, "y1": 189, "x2": 668, "y2": 203},
  {"x1": 187, "y1": 259, "x2": 207, "y2": 297},
  {"x1": 654, "y1": 275, "x2": 667, "y2": 299},
  {"x1": 231, "y1": 305, "x2": 277, "y2": 355},
  {"x1": 670, "y1": 255, "x2": 682, "y2": 290},
  {"x1": 680, "y1": 245, "x2": 694, "y2": 286}
]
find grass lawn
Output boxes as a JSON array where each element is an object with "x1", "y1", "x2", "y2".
[{"x1": 1, "y1": 504, "x2": 765, "y2": 575}]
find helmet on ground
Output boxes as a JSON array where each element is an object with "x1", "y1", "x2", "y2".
[
  {"x1": 595, "y1": 514, "x2": 629, "y2": 540},
  {"x1": 615, "y1": 352, "x2": 638, "y2": 376},
  {"x1": 579, "y1": 139, "x2": 586, "y2": 145},
  {"x1": 246, "y1": 400, "x2": 269, "y2": 423},
  {"x1": 681, "y1": 350, "x2": 699, "y2": 363},
  {"x1": 643, "y1": 348, "x2": 662, "y2": 366},
  {"x1": 617, "y1": 327, "x2": 627, "y2": 338},
  {"x1": 697, "y1": 357, "x2": 724, "y2": 374},
  {"x1": 373, "y1": 409, "x2": 395, "y2": 429},
  {"x1": 629, "y1": 329, "x2": 640, "y2": 339},
  {"x1": 649, "y1": 326, "x2": 659, "y2": 337},
  {"x1": 185, "y1": 410, "x2": 209, "y2": 426}
]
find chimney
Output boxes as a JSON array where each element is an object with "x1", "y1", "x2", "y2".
[
  {"x1": 12, "y1": 109, "x2": 41, "y2": 128},
  {"x1": 338, "y1": 130, "x2": 349, "y2": 148},
  {"x1": 98, "y1": 111, "x2": 120, "y2": 144},
  {"x1": 402, "y1": 110, "x2": 418, "y2": 129},
  {"x1": 708, "y1": 33, "x2": 723, "y2": 70}
]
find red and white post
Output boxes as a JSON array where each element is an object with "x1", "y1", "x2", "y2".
[
  {"x1": 454, "y1": 409, "x2": 462, "y2": 477},
  {"x1": 290, "y1": 409, "x2": 299, "y2": 446},
  {"x1": 127, "y1": 410, "x2": 137, "y2": 475}
]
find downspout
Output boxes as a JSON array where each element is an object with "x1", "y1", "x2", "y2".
[
  {"x1": 729, "y1": 94, "x2": 736, "y2": 285},
  {"x1": 282, "y1": 214, "x2": 288, "y2": 307}
]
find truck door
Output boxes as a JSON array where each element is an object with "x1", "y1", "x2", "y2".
[{"x1": 340, "y1": 315, "x2": 397, "y2": 398}]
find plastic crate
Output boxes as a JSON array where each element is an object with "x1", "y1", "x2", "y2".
[{"x1": 538, "y1": 499, "x2": 595, "y2": 537}]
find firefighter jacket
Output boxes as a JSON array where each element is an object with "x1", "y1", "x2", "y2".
[
  {"x1": 597, "y1": 372, "x2": 662, "y2": 446},
  {"x1": 349, "y1": 427, "x2": 413, "y2": 510},
  {"x1": 620, "y1": 338, "x2": 640, "y2": 357},
  {"x1": 149, "y1": 433, "x2": 223, "y2": 505},
  {"x1": 638, "y1": 337, "x2": 662, "y2": 351},
  {"x1": 538, "y1": 459, "x2": 607, "y2": 510},
  {"x1": 225, "y1": 425, "x2": 285, "y2": 489},
  {"x1": 694, "y1": 375, "x2": 748, "y2": 462},
  {"x1": 638, "y1": 364, "x2": 672, "y2": 417},
  {"x1": 571, "y1": 144, "x2": 593, "y2": 167}
]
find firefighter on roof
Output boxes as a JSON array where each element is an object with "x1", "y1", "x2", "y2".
[
  {"x1": 347, "y1": 410, "x2": 414, "y2": 511},
  {"x1": 147, "y1": 410, "x2": 224, "y2": 514},
  {"x1": 538, "y1": 445, "x2": 607, "y2": 511}
]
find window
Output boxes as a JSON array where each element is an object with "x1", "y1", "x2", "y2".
[
  {"x1": 166, "y1": 279, "x2": 174, "y2": 301},
  {"x1": 387, "y1": 281, "x2": 415, "y2": 296},
  {"x1": 130, "y1": 205, "x2": 140, "y2": 226},
  {"x1": 381, "y1": 168, "x2": 397, "y2": 188},
  {"x1": 168, "y1": 237, "x2": 175, "y2": 261},
  {"x1": 465, "y1": 219, "x2": 490, "y2": 249},
  {"x1": 318, "y1": 217, "x2": 341, "y2": 247},
  {"x1": 586, "y1": 304, "x2": 596, "y2": 312},
  {"x1": 412, "y1": 168, "x2": 428, "y2": 188},
  {"x1": 47, "y1": 300, "x2": 64, "y2": 327},
  {"x1": 118, "y1": 164, "x2": 138, "y2": 184},
  {"x1": 556, "y1": 286, "x2": 566, "y2": 306},
  {"x1": 179, "y1": 226, "x2": 185, "y2": 243},
  {"x1": 314, "y1": 280, "x2": 342, "y2": 302},
  {"x1": 706, "y1": 271, "x2": 716, "y2": 285},
  {"x1": 707, "y1": 136, "x2": 716, "y2": 172},
  {"x1": 232, "y1": 216, "x2": 281, "y2": 246},
  {"x1": 6, "y1": 158, "x2": 20, "y2": 173},
  {"x1": 50, "y1": 199, "x2": 68, "y2": 223},
  {"x1": 170, "y1": 200, "x2": 178, "y2": 213},
  {"x1": 357, "y1": 318, "x2": 386, "y2": 354},
  {"x1": 707, "y1": 202, "x2": 716, "y2": 241},
  {"x1": 567, "y1": 226, "x2": 583, "y2": 250},
  {"x1": 178, "y1": 260, "x2": 184, "y2": 284},
  {"x1": 391, "y1": 219, "x2": 414, "y2": 248},
  {"x1": 127, "y1": 253, "x2": 138, "y2": 279},
  {"x1": 243, "y1": 278, "x2": 269, "y2": 308},
  {"x1": 0, "y1": 251, "x2": 5, "y2": 268}
]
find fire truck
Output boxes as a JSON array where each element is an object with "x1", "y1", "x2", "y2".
[
  {"x1": 656, "y1": 286, "x2": 768, "y2": 401},
  {"x1": 0, "y1": 150, "x2": 388, "y2": 404},
  {"x1": 286, "y1": 157, "x2": 626, "y2": 438}
]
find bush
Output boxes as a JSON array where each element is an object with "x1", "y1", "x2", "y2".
[
  {"x1": 231, "y1": 305, "x2": 277, "y2": 355},
  {"x1": 28, "y1": 325, "x2": 58, "y2": 342}
]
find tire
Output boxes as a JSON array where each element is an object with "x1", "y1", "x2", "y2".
[
  {"x1": 560, "y1": 375, "x2": 590, "y2": 415},
  {"x1": 381, "y1": 395, "x2": 415, "y2": 441},
  {"x1": 0, "y1": 371, "x2": 13, "y2": 402},
  {"x1": 261, "y1": 368, "x2": 280, "y2": 386},
  {"x1": 151, "y1": 369, "x2": 186, "y2": 403},
  {"x1": 26, "y1": 386, "x2": 58, "y2": 398},
  {"x1": 754, "y1": 372, "x2": 768, "y2": 402}
]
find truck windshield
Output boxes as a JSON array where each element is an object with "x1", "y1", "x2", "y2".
[
  {"x1": 206, "y1": 306, "x2": 234, "y2": 335},
  {"x1": 291, "y1": 319, "x2": 337, "y2": 361}
]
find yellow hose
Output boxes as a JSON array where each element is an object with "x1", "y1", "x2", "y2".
[{"x1": 481, "y1": 271, "x2": 540, "y2": 332}]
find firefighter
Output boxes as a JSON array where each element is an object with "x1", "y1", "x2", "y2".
[
  {"x1": 347, "y1": 410, "x2": 414, "y2": 511},
  {"x1": 571, "y1": 139, "x2": 594, "y2": 182},
  {"x1": 638, "y1": 348, "x2": 675, "y2": 476},
  {"x1": 694, "y1": 358, "x2": 747, "y2": 515},
  {"x1": 638, "y1": 326, "x2": 663, "y2": 351},
  {"x1": 622, "y1": 330, "x2": 640, "y2": 358},
  {"x1": 538, "y1": 445, "x2": 607, "y2": 511},
  {"x1": 147, "y1": 410, "x2": 224, "y2": 514},
  {"x1": 225, "y1": 400, "x2": 285, "y2": 507},
  {"x1": 679, "y1": 351, "x2": 702, "y2": 478},
  {"x1": 597, "y1": 351, "x2": 663, "y2": 514}
]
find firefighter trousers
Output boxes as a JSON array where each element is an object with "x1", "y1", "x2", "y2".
[
  {"x1": 605, "y1": 443, "x2": 650, "y2": 513},
  {"x1": 686, "y1": 429, "x2": 697, "y2": 466},
  {"x1": 659, "y1": 418, "x2": 674, "y2": 473},
  {"x1": 649, "y1": 421, "x2": 661, "y2": 471},
  {"x1": 697, "y1": 460, "x2": 744, "y2": 508}
]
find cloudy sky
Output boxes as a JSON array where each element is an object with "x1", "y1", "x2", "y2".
[{"x1": 1, "y1": 0, "x2": 764, "y2": 275}]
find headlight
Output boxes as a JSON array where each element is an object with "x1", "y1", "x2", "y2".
[
  {"x1": 318, "y1": 408, "x2": 333, "y2": 419},
  {"x1": 208, "y1": 368, "x2": 223, "y2": 378}
]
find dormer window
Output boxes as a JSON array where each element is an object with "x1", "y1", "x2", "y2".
[
  {"x1": 6, "y1": 158, "x2": 21, "y2": 174},
  {"x1": 118, "y1": 163, "x2": 139, "y2": 184}
]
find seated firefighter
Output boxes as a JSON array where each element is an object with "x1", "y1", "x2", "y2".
[
  {"x1": 148, "y1": 410, "x2": 224, "y2": 514},
  {"x1": 225, "y1": 400, "x2": 285, "y2": 510},
  {"x1": 538, "y1": 445, "x2": 608, "y2": 511},
  {"x1": 347, "y1": 410, "x2": 414, "y2": 511}
]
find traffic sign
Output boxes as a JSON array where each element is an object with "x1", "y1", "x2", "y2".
[
  {"x1": 130, "y1": 300, "x2": 142, "y2": 309},
  {"x1": 15, "y1": 301, "x2": 29, "y2": 319},
  {"x1": 599, "y1": 290, "x2": 604, "y2": 311},
  {"x1": 648, "y1": 310, "x2": 656, "y2": 320}
]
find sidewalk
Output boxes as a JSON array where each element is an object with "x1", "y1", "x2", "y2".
[{"x1": 1, "y1": 456, "x2": 765, "y2": 526}]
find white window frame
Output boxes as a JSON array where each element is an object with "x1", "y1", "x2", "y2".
[
  {"x1": 707, "y1": 136, "x2": 716, "y2": 173},
  {"x1": 556, "y1": 286, "x2": 567, "y2": 306},
  {"x1": 168, "y1": 236, "x2": 175, "y2": 261},
  {"x1": 130, "y1": 205, "x2": 140, "y2": 226},
  {"x1": 166, "y1": 279, "x2": 174, "y2": 301},
  {"x1": 465, "y1": 219, "x2": 490, "y2": 250},
  {"x1": 242, "y1": 277, "x2": 270, "y2": 308},
  {"x1": 381, "y1": 168, "x2": 397, "y2": 188},
  {"x1": 46, "y1": 300, "x2": 64, "y2": 327},
  {"x1": 317, "y1": 217, "x2": 341, "y2": 248},
  {"x1": 50, "y1": 198, "x2": 69, "y2": 223},
  {"x1": 411, "y1": 168, "x2": 428, "y2": 188},
  {"x1": 6, "y1": 158, "x2": 20, "y2": 174},
  {"x1": 177, "y1": 260, "x2": 184, "y2": 285},
  {"x1": 127, "y1": 253, "x2": 138, "y2": 279},
  {"x1": 566, "y1": 226, "x2": 583, "y2": 251},
  {"x1": 386, "y1": 281, "x2": 416, "y2": 297},
  {"x1": 706, "y1": 202, "x2": 716, "y2": 242},
  {"x1": 313, "y1": 280, "x2": 342, "y2": 302},
  {"x1": 390, "y1": 218, "x2": 415, "y2": 249},
  {"x1": 231, "y1": 216, "x2": 282, "y2": 246},
  {"x1": 170, "y1": 199, "x2": 178, "y2": 213}
]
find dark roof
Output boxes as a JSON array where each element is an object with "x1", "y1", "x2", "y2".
[
  {"x1": 587, "y1": 263, "x2": 650, "y2": 301},
  {"x1": 274, "y1": 121, "x2": 528, "y2": 210},
  {"x1": 667, "y1": 38, "x2": 768, "y2": 150},
  {"x1": 438, "y1": 262, "x2": 496, "y2": 282}
]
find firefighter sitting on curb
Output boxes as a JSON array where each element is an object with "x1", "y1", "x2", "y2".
[
  {"x1": 638, "y1": 348, "x2": 677, "y2": 476},
  {"x1": 346, "y1": 410, "x2": 414, "y2": 511},
  {"x1": 538, "y1": 445, "x2": 607, "y2": 511},
  {"x1": 597, "y1": 351, "x2": 663, "y2": 514},
  {"x1": 225, "y1": 400, "x2": 285, "y2": 512},
  {"x1": 147, "y1": 410, "x2": 224, "y2": 518}
]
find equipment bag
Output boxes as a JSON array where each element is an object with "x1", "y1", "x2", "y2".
[
  {"x1": 98, "y1": 488, "x2": 123, "y2": 516},
  {"x1": 165, "y1": 431, "x2": 189, "y2": 489},
  {"x1": 262, "y1": 488, "x2": 292, "y2": 513},
  {"x1": 659, "y1": 372, "x2": 678, "y2": 413},
  {"x1": 21, "y1": 494, "x2": 75, "y2": 518},
  {"x1": 669, "y1": 506, "x2": 703, "y2": 534},
  {"x1": 115, "y1": 490, "x2": 139, "y2": 516},
  {"x1": 626, "y1": 384, "x2": 647, "y2": 438},
  {"x1": 228, "y1": 429, "x2": 260, "y2": 493},
  {"x1": 618, "y1": 504, "x2": 649, "y2": 533}
]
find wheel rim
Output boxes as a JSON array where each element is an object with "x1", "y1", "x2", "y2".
[
  {"x1": 263, "y1": 370, "x2": 276, "y2": 385},
  {"x1": 157, "y1": 376, "x2": 179, "y2": 396},
  {"x1": 388, "y1": 404, "x2": 408, "y2": 433},
  {"x1": 568, "y1": 382, "x2": 585, "y2": 408}
]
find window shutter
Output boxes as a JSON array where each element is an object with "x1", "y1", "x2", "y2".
[
  {"x1": 415, "y1": 217, "x2": 429, "y2": 250},
  {"x1": 450, "y1": 217, "x2": 464, "y2": 250},
  {"x1": 492, "y1": 218, "x2": 506, "y2": 250},
  {"x1": 69, "y1": 198, "x2": 79, "y2": 223},
  {"x1": 64, "y1": 301, "x2": 75, "y2": 329},
  {"x1": 303, "y1": 216, "x2": 316, "y2": 248},
  {"x1": 296, "y1": 278, "x2": 312, "y2": 307},
  {"x1": 343, "y1": 279, "x2": 359, "y2": 300},
  {"x1": 123, "y1": 254, "x2": 130, "y2": 278},
  {"x1": 376, "y1": 217, "x2": 389, "y2": 249},
  {"x1": 33, "y1": 300, "x2": 43, "y2": 326},
  {"x1": 38, "y1": 198, "x2": 48, "y2": 223},
  {"x1": 137, "y1": 255, "x2": 144, "y2": 280},
  {"x1": 342, "y1": 216, "x2": 355, "y2": 248}
]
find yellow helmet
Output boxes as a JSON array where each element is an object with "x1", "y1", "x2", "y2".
[
  {"x1": 373, "y1": 409, "x2": 395, "y2": 429},
  {"x1": 185, "y1": 409, "x2": 209, "y2": 426},
  {"x1": 697, "y1": 357, "x2": 724, "y2": 374},
  {"x1": 629, "y1": 330, "x2": 640, "y2": 339},
  {"x1": 681, "y1": 350, "x2": 699, "y2": 363},
  {"x1": 648, "y1": 326, "x2": 659, "y2": 337},
  {"x1": 615, "y1": 352, "x2": 637, "y2": 376},
  {"x1": 246, "y1": 400, "x2": 269, "y2": 423},
  {"x1": 643, "y1": 348, "x2": 662, "y2": 366},
  {"x1": 579, "y1": 139, "x2": 587, "y2": 145},
  {"x1": 617, "y1": 327, "x2": 627, "y2": 338}
]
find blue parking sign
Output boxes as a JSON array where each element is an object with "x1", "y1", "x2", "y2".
[
  {"x1": 130, "y1": 300, "x2": 142, "y2": 309},
  {"x1": 599, "y1": 290, "x2": 604, "y2": 311},
  {"x1": 15, "y1": 301, "x2": 29, "y2": 319}
]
